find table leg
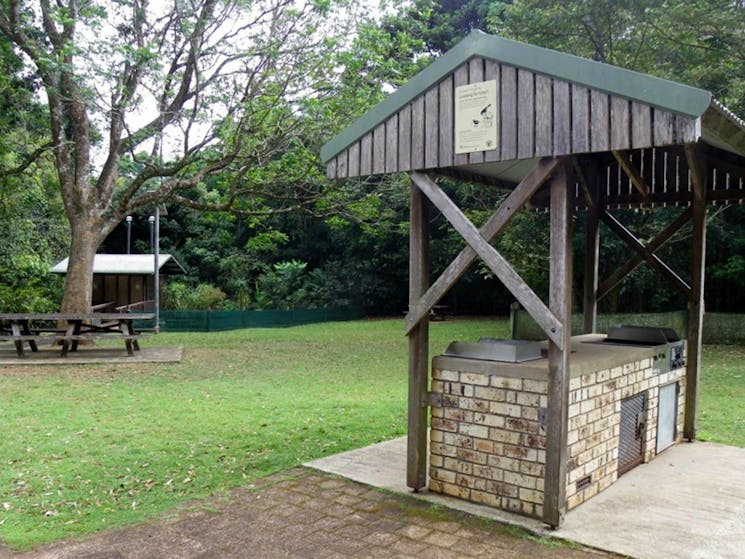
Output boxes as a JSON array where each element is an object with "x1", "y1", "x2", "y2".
[
  {"x1": 60, "y1": 322, "x2": 76, "y2": 357},
  {"x1": 11, "y1": 322, "x2": 24, "y2": 357},
  {"x1": 20, "y1": 320, "x2": 38, "y2": 352},
  {"x1": 122, "y1": 320, "x2": 139, "y2": 354},
  {"x1": 71, "y1": 320, "x2": 82, "y2": 352}
]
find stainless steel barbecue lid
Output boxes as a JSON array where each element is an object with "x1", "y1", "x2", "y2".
[
  {"x1": 443, "y1": 338, "x2": 543, "y2": 362},
  {"x1": 605, "y1": 325, "x2": 681, "y2": 345}
]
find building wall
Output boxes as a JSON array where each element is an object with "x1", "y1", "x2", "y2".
[
  {"x1": 92, "y1": 274, "x2": 158, "y2": 309},
  {"x1": 429, "y1": 352, "x2": 686, "y2": 519}
]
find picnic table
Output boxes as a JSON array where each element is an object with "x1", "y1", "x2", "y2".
[{"x1": 0, "y1": 312, "x2": 155, "y2": 357}]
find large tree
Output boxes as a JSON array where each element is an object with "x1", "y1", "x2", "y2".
[{"x1": 0, "y1": 0, "x2": 351, "y2": 312}]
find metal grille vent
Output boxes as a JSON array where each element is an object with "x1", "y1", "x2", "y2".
[
  {"x1": 576, "y1": 475, "x2": 592, "y2": 492},
  {"x1": 618, "y1": 393, "x2": 646, "y2": 475}
]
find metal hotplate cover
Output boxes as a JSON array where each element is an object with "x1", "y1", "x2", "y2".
[{"x1": 443, "y1": 338, "x2": 543, "y2": 363}]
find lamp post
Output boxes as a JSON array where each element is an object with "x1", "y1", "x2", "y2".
[
  {"x1": 125, "y1": 215, "x2": 132, "y2": 254},
  {"x1": 148, "y1": 214, "x2": 159, "y2": 332},
  {"x1": 148, "y1": 215, "x2": 155, "y2": 252}
]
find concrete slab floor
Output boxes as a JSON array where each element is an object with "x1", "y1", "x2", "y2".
[
  {"x1": 559, "y1": 442, "x2": 745, "y2": 559},
  {"x1": 306, "y1": 438, "x2": 745, "y2": 559}
]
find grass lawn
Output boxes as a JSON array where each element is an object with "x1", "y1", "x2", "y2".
[
  {"x1": 0, "y1": 317, "x2": 743, "y2": 550},
  {"x1": 698, "y1": 345, "x2": 745, "y2": 447},
  {"x1": 0, "y1": 318, "x2": 504, "y2": 550}
]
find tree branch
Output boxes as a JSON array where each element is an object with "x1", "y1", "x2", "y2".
[{"x1": 0, "y1": 142, "x2": 55, "y2": 177}]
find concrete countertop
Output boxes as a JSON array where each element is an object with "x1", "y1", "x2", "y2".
[{"x1": 432, "y1": 334, "x2": 659, "y2": 380}]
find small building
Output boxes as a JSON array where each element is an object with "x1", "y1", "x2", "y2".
[
  {"x1": 51, "y1": 254, "x2": 186, "y2": 310},
  {"x1": 320, "y1": 30, "x2": 745, "y2": 527}
]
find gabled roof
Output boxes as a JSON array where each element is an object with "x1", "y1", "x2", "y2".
[
  {"x1": 51, "y1": 254, "x2": 186, "y2": 275},
  {"x1": 321, "y1": 30, "x2": 719, "y2": 164}
]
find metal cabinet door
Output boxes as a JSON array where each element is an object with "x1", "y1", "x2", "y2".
[{"x1": 656, "y1": 382, "x2": 679, "y2": 454}]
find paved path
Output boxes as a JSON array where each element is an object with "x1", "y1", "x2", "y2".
[
  {"x1": 309, "y1": 437, "x2": 745, "y2": 559},
  {"x1": 0, "y1": 468, "x2": 619, "y2": 559}
]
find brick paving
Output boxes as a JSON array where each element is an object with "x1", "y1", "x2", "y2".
[{"x1": 0, "y1": 468, "x2": 621, "y2": 559}]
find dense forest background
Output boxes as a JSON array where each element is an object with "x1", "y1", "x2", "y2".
[{"x1": 2, "y1": 0, "x2": 745, "y2": 316}]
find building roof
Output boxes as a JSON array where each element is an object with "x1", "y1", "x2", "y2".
[
  {"x1": 51, "y1": 254, "x2": 186, "y2": 275},
  {"x1": 321, "y1": 30, "x2": 745, "y2": 166}
]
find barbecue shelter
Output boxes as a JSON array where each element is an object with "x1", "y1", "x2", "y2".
[
  {"x1": 51, "y1": 253, "x2": 185, "y2": 310},
  {"x1": 321, "y1": 31, "x2": 745, "y2": 528}
]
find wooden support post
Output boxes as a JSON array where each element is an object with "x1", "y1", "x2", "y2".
[
  {"x1": 612, "y1": 150, "x2": 651, "y2": 201},
  {"x1": 573, "y1": 156, "x2": 599, "y2": 332},
  {"x1": 543, "y1": 164, "x2": 573, "y2": 529},
  {"x1": 583, "y1": 166, "x2": 600, "y2": 333},
  {"x1": 684, "y1": 143, "x2": 707, "y2": 441},
  {"x1": 584, "y1": 203, "x2": 599, "y2": 333},
  {"x1": 407, "y1": 179, "x2": 429, "y2": 490}
]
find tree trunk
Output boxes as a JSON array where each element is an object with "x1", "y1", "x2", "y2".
[{"x1": 59, "y1": 222, "x2": 102, "y2": 313}]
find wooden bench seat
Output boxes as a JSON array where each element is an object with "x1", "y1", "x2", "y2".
[
  {"x1": 0, "y1": 334, "x2": 47, "y2": 341},
  {"x1": 2, "y1": 331, "x2": 145, "y2": 357}
]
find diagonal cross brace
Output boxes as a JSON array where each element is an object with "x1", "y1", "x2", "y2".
[
  {"x1": 600, "y1": 210, "x2": 691, "y2": 297},
  {"x1": 597, "y1": 208, "x2": 692, "y2": 301},
  {"x1": 409, "y1": 171, "x2": 565, "y2": 349},
  {"x1": 405, "y1": 157, "x2": 565, "y2": 335}
]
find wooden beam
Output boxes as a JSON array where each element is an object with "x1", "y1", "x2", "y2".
[
  {"x1": 409, "y1": 171, "x2": 566, "y2": 349},
  {"x1": 405, "y1": 158, "x2": 565, "y2": 334},
  {"x1": 597, "y1": 208, "x2": 692, "y2": 301},
  {"x1": 600, "y1": 211, "x2": 691, "y2": 297},
  {"x1": 683, "y1": 143, "x2": 707, "y2": 441},
  {"x1": 407, "y1": 180, "x2": 429, "y2": 491},
  {"x1": 613, "y1": 150, "x2": 650, "y2": 202},
  {"x1": 543, "y1": 165, "x2": 573, "y2": 529}
]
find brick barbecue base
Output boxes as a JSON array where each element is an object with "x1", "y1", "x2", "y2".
[{"x1": 429, "y1": 334, "x2": 685, "y2": 519}]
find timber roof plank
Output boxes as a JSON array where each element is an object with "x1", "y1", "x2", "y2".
[{"x1": 321, "y1": 30, "x2": 714, "y2": 164}]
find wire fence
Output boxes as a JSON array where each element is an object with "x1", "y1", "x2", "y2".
[
  {"x1": 156, "y1": 306, "x2": 365, "y2": 332},
  {"x1": 510, "y1": 308, "x2": 745, "y2": 344}
]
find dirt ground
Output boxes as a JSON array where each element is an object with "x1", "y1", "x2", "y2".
[{"x1": 0, "y1": 467, "x2": 623, "y2": 559}]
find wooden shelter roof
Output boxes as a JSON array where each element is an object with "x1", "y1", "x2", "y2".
[{"x1": 321, "y1": 31, "x2": 745, "y2": 207}]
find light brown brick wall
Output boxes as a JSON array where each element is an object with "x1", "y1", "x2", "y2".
[
  {"x1": 565, "y1": 361, "x2": 686, "y2": 510},
  {"x1": 429, "y1": 369, "x2": 548, "y2": 518},
  {"x1": 430, "y1": 356, "x2": 686, "y2": 519}
]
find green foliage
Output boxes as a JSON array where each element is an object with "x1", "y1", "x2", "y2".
[
  {"x1": 489, "y1": 0, "x2": 745, "y2": 116},
  {"x1": 0, "y1": 255, "x2": 62, "y2": 312},
  {"x1": 382, "y1": 0, "x2": 497, "y2": 54},
  {"x1": 252, "y1": 260, "x2": 351, "y2": 310},
  {"x1": 489, "y1": 0, "x2": 651, "y2": 64},
  {"x1": 253, "y1": 260, "x2": 309, "y2": 310},
  {"x1": 0, "y1": 34, "x2": 68, "y2": 312},
  {"x1": 162, "y1": 282, "x2": 227, "y2": 311}
]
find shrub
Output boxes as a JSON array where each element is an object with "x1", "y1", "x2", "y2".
[{"x1": 163, "y1": 281, "x2": 227, "y2": 310}]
